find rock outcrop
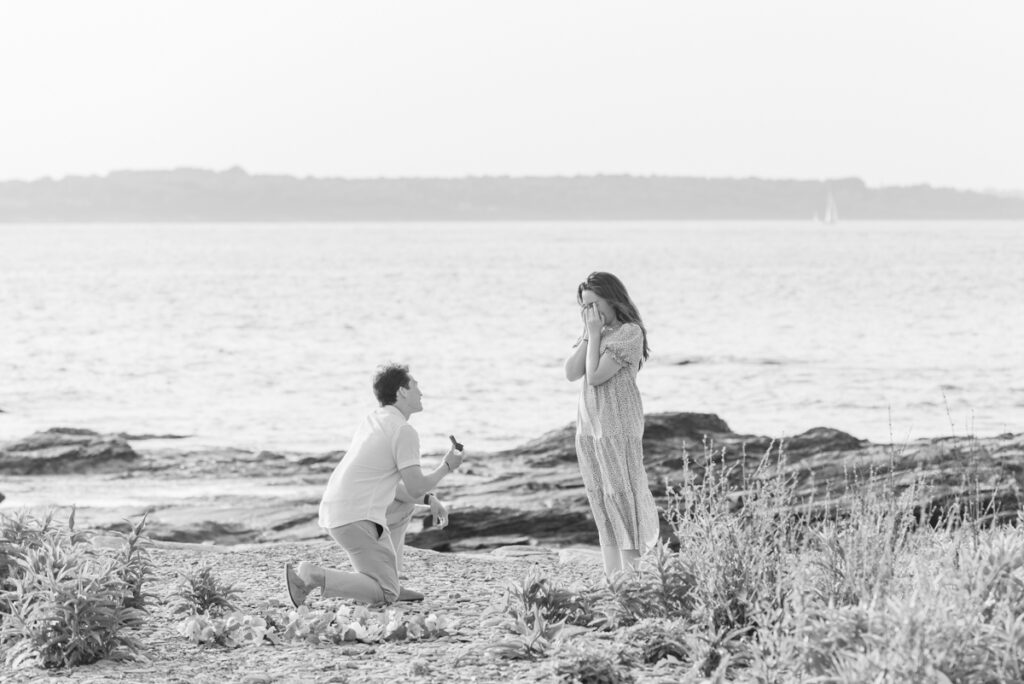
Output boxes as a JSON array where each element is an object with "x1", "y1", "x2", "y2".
[
  {"x1": 0, "y1": 428, "x2": 138, "y2": 475},
  {"x1": 478, "y1": 414, "x2": 1022, "y2": 525},
  {"x1": 4, "y1": 414, "x2": 1022, "y2": 549}
]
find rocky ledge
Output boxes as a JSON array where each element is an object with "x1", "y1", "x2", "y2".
[
  {"x1": 0, "y1": 427, "x2": 138, "y2": 474},
  {"x1": 2, "y1": 414, "x2": 1022, "y2": 549}
]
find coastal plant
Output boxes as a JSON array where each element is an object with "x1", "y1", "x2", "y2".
[
  {"x1": 0, "y1": 533, "x2": 19, "y2": 621},
  {"x1": 956, "y1": 526, "x2": 1024, "y2": 621},
  {"x1": 552, "y1": 641, "x2": 635, "y2": 683},
  {"x1": 805, "y1": 481, "x2": 923, "y2": 606},
  {"x1": 664, "y1": 441, "x2": 802, "y2": 634},
  {"x1": 597, "y1": 542, "x2": 697, "y2": 628},
  {"x1": 621, "y1": 618, "x2": 691, "y2": 665},
  {"x1": 503, "y1": 568, "x2": 599, "y2": 628},
  {"x1": 1, "y1": 509, "x2": 57, "y2": 553},
  {"x1": 0, "y1": 508, "x2": 153, "y2": 670},
  {"x1": 766, "y1": 522, "x2": 1024, "y2": 682},
  {"x1": 1, "y1": 509, "x2": 59, "y2": 609},
  {"x1": 521, "y1": 424, "x2": 1023, "y2": 682},
  {"x1": 1, "y1": 530, "x2": 146, "y2": 669},
  {"x1": 484, "y1": 605, "x2": 563, "y2": 660},
  {"x1": 114, "y1": 515, "x2": 156, "y2": 610},
  {"x1": 172, "y1": 562, "x2": 240, "y2": 616},
  {"x1": 796, "y1": 574, "x2": 1019, "y2": 681}
]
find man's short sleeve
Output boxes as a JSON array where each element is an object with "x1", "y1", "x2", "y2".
[{"x1": 393, "y1": 424, "x2": 421, "y2": 470}]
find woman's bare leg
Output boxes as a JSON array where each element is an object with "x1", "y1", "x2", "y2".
[
  {"x1": 620, "y1": 549, "x2": 641, "y2": 574},
  {"x1": 601, "y1": 546, "x2": 623, "y2": 577}
]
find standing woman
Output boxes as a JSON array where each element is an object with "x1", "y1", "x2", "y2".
[{"x1": 564, "y1": 272, "x2": 660, "y2": 577}]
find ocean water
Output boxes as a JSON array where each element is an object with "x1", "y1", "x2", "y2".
[{"x1": 1, "y1": 221, "x2": 1022, "y2": 454}]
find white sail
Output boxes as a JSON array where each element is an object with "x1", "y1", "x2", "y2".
[{"x1": 822, "y1": 191, "x2": 838, "y2": 224}]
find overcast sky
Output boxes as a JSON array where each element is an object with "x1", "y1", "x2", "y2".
[{"x1": 1, "y1": 1, "x2": 1021, "y2": 190}]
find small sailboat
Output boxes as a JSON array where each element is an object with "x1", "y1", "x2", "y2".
[{"x1": 821, "y1": 191, "x2": 839, "y2": 224}]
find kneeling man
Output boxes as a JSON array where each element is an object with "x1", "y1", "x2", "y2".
[{"x1": 286, "y1": 363, "x2": 463, "y2": 606}]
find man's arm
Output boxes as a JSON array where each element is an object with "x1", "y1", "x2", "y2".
[
  {"x1": 399, "y1": 446, "x2": 464, "y2": 499},
  {"x1": 394, "y1": 481, "x2": 419, "y2": 504}
]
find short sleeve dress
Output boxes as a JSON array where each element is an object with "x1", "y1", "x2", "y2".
[{"x1": 575, "y1": 322, "x2": 660, "y2": 551}]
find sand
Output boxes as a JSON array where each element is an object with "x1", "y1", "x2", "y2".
[{"x1": 0, "y1": 538, "x2": 688, "y2": 683}]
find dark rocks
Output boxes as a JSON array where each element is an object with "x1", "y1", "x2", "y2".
[
  {"x1": 6, "y1": 415, "x2": 1023, "y2": 549},
  {"x1": 642, "y1": 413, "x2": 732, "y2": 442},
  {"x1": 0, "y1": 428, "x2": 138, "y2": 475},
  {"x1": 493, "y1": 424, "x2": 577, "y2": 465},
  {"x1": 131, "y1": 501, "x2": 321, "y2": 545},
  {"x1": 477, "y1": 412, "x2": 1024, "y2": 538},
  {"x1": 493, "y1": 412, "x2": 737, "y2": 467},
  {"x1": 407, "y1": 506, "x2": 600, "y2": 551},
  {"x1": 784, "y1": 427, "x2": 864, "y2": 454}
]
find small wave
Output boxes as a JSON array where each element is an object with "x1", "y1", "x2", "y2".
[
  {"x1": 832, "y1": 402, "x2": 887, "y2": 410},
  {"x1": 660, "y1": 355, "x2": 797, "y2": 367}
]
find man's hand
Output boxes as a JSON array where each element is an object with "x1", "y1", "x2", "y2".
[
  {"x1": 428, "y1": 496, "x2": 449, "y2": 529},
  {"x1": 443, "y1": 445, "x2": 465, "y2": 472}
]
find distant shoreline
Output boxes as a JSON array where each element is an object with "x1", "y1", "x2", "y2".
[
  {"x1": 5, "y1": 217, "x2": 1024, "y2": 224},
  {"x1": 3, "y1": 168, "x2": 1024, "y2": 221}
]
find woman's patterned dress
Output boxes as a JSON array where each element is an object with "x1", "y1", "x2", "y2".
[{"x1": 575, "y1": 322, "x2": 660, "y2": 550}]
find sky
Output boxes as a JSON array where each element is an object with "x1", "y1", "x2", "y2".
[{"x1": 1, "y1": 1, "x2": 1022, "y2": 191}]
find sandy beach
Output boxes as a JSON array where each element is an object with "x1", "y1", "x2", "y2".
[{"x1": 1, "y1": 538, "x2": 668, "y2": 684}]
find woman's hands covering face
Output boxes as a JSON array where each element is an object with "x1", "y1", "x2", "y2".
[{"x1": 583, "y1": 302, "x2": 605, "y2": 338}]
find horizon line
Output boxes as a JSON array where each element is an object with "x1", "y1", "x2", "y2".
[{"x1": 4, "y1": 166, "x2": 1022, "y2": 196}]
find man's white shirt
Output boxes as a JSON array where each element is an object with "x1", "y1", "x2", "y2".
[{"x1": 318, "y1": 405, "x2": 421, "y2": 529}]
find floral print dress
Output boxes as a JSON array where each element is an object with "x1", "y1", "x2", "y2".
[{"x1": 575, "y1": 322, "x2": 660, "y2": 550}]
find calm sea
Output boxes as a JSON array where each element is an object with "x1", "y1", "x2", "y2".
[{"x1": 1, "y1": 222, "x2": 1022, "y2": 454}]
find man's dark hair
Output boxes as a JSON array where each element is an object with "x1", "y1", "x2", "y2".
[{"x1": 373, "y1": 364, "x2": 411, "y2": 406}]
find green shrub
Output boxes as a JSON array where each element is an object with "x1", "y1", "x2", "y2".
[
  {"x1": 485, "y1": 605, "x2": 563, "y2": 661},
  {"x1": 552, "y1": 641, "x2": 635, "y2": 683},
  {"x1": 598, "y1": 542, "x2": 697, "y2": 628},
  {"x1": 0, "y1": 511, "x2": 149, "y2": 670},
  {"x1": 115, "y1": 516, "x2": 156, "y2": 610},
  {"x1": 664, "y1": 442, "x2": 802, "y2": 634},
  {"x1": 1, "y1": 510, "x2": 57, "y2": 605},
  {"x1": 796, "y1": 573, "x2": 1020, "y2": 682},
  {"x1": 503, "y1": 569, "x2": 598, "y2": 628},
  {"x1": 173, "y1": 563, "x2": 240, "y2": 616},
  {"x1": 622, "y1": 618, "x2": 691, "y2": 664},
  {"x1": 805, "y1": 478, "x2": 925, "y2": 607}
]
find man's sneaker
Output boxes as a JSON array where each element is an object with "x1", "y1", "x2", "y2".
[{"x1": 285, "y1": 563, "x2": 311, "y2": 607}]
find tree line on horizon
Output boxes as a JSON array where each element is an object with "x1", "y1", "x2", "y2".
[{"x1": 1, "y1": 167, "x2": 1023, "y2": 221}]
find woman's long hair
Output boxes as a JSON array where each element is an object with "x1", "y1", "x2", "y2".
[{"x1": 577, "y1": 271, "x2": 650, "y2": 367}]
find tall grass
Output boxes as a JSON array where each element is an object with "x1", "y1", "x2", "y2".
[{"x1": 494, "y1": 437, "x2": 1024, "y2": 682}]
